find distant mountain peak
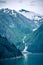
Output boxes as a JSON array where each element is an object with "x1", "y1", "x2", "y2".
[
  {"x1": 19, "y1": 9, "x2": 43, "y2": 19},
  {"x1": 19, "y1": 9, "x2": 30, "y2": 12},
  {"x1": 0, "y1": 8, "x2": 17, "y2": 17},
  {"x1": 19, "y1": 9, "x2": 43, "y2": 28}
]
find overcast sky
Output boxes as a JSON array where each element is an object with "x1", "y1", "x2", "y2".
[{"x1": 0, "y1": 0, "x2": 43, "y2": 15}]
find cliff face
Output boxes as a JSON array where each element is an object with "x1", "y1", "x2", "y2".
[{"x1": 0, "y1": 35, "x2": 22, "y2": 59}]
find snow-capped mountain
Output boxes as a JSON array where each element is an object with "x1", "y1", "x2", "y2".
[
  {"x1": 0, "y1": 8, "x2": 43, "y2": 51},
  {"x1": 19, "y1": 9, "x2": 43, "y2": 20},
  {"x1": 0, "y1": 8, "x2": 17, "y2": 17},
  {"x1": 0, "y1": 8, "x2": 33, "y2": 51},
  {"x1": 19, "y1": 9, "x2": 43, "y2": 29}
]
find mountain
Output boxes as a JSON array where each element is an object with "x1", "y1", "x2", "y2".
[
  {"x1": 27, "y1": 24, "x2": 43, "y2": 53},
  {"x1": 0, "y1": 8, "x2": 33, "y2": 51},
  {"x1": 19, "y1": 9, "x2": 43, "y2": 20},
  {"x1": 19, "y1": 9, "x2": 30, "y2": 12},
  {"x1": 19, "y1": 9, "x2": 43, "y2": 30},
  {"x1": 0, "y1": 35, "x2": 22, "y2": 59}
]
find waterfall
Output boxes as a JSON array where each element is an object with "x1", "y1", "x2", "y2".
[
  {"x1": 22, "y1": 36, "x2": 32, "y2": 59},
  {"x1": 23, "y1": 45, "x2": 28, "y2": 52},
  {"x1": 22, "y1": 35, "x2": 28, "y2": 53}
]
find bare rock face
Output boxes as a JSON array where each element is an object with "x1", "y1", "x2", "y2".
[{"x1": 0, "y1": 35, "x2": 22, "y2": 59}]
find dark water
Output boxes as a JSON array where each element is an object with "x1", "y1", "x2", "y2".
[{"x1": 0, "y1": 53, "x2": 43, "y2": 65}]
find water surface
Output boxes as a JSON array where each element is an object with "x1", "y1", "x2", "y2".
[{"x1": 0, "y1": 53, "x2": 43, "y2": 65}]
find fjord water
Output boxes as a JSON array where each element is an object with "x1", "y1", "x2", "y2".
[{"x1": 0, "y1": 53, "x2": 43, "y2": 65}]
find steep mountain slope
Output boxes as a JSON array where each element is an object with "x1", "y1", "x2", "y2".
[
  {"x1": 0, "y1": 35, "x2": 22, "y2": 59},
  {"x1": 0, "y1": 8, "x2": 33, "y2": 51},
  {"x1": 27, "y1": 24, "x2": 43, "y2": 53}
]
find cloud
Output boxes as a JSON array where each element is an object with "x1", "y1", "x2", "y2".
[
  {"x1": 0, "y1": 0, "x2": 43, "y2": 15},
  {"x1": 0, "y1": 0, "x2": 6, "y2": 4},
  {"x1": 29, "y1": 0, "x2": 43, "y2": 6}
]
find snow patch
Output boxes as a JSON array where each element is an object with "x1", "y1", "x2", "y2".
[
  {"x1": 34, "y1": 16, "x2": 41, "y2": 20},
  {"x1": 33, "y1": 28, "x2": 37, "y2": 31},
  {"x1": 9, "y1": 23, "x2": 15, "y2": 28},
  {"x1": 23, "y1": 35, "x2": 26, "y2": 43}
]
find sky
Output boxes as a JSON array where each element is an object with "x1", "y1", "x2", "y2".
[{"x1": 0, "y1": 0, "x2": 43, "y2": 15}]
